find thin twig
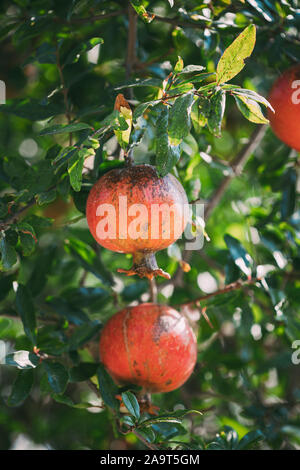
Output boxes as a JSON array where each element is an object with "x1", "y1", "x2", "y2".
[
  {"x1": 170, "y1": 125, "x2": 267, "y2": 287},
  {"x1": 125, "y1": 3, "x2": 138, "y2": 101},
  {"x1": 154, "y1": 14, "x2": 207, "y2": 29},
  {"x1": 179, "y1": 278, "x2": 261, "y2": 308},
  {"x1": 54, "y1": 10, "x2": 126, "y2": 25},
  {"x1": 0, "y1": 198, "x2": 36, "y2": 230},
  {"x1": 132, "y1": 429, "x2": 159, "y2": 450},
  {"x1": 204, "y1": 125, "x2": 267, "y2": 219}
]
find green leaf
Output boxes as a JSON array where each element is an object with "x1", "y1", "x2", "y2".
[
  {"x1": 115, "y1": 78, "x2": 162, "y2": 90},
  {"x1": 168, "y1": 93, "x2": 194, "y2": 145},
  {"x1": 121, "y1": 391, "x2": 140, "y2": 420},
  {"x1": 216, "y1": 24, "x2": 256, "y2": 84},
  {"x1": 236, "y1": 430, "x2": 264, "y2": 450},
  {"x1": 68, "y1": 320, "x2": 102, "y2": 351},
  {"x1": 224, "y1": 234, "x2": 252, "y2": 277},
  {"x1": 28, "y1": 42, "x2": 56, "y2": 64},
  {"x1": 62, "y1": 287, "x2": 110, "y2": 308},
  {"x1": 7, "y1": 369, "x2": 34, "y2": 406},
  {"x1": 130, "y1": 1, "x2": 155, "y2": 23},
  {"x1": 179, "y1": 65, "x2": 205, "y2": 74},
  {"x1": 234, "y1": 95, "x2": 269, "y2": 124},
  {"x1": 156, "y1": 106, "x2": 180, "y2": 176},
  {"x1": 36, "y1": 189, "x2": 57, "y2": 206},
  {"x1": 191, "y1": 96, "x2": 210, "y2": 132},
  {"x1": 136, "y1": 427, "x2": 156, "y2": 443},
  {"x1": 97, "y1": 363, "x2": 119, "y2": 410},
  {"x1": 16, "y1": 284, "x2": 37, "y2": 345},
  {"x1": 281, "y1": 168, "x2": 297, "y2": 220},
  {"x1": 17, "y1": 222, "x2": 37, "y2": 256},
  {"x1": 0, "y1": 317, "x2": 11, "y2": 337},
  {"x1": 69, "y1": 363, "x2": 99, "y2": 382},
  {"x1": 0, "y1": 274, "x2": 14, "y2": 301},
  {"x1": 141, "y1": 409, "x2": 202, "y2": 428},
  {"x1": 43, "y1": 361, "x2": 69, "y2": 394},
  {"x1": 0, "y1": 99, "x2": 63, "y2": 120},
  {"x1": 47, "y1": 297, "x2": 90, "y2": 325},
  {"x1": 167, "y1": 82, "x2": 195, "y2": 97},
  {"x1": 121, "y1": 280, "x2": 148, "y2": 301},
  {"x1": 68, "y1": 149, "x2": 90, "y2": 192},
  {"x1": 5, "y1": 350, "x2": 40, "y2": 369},
  {"x1": 40, "y1": 123, "x2": 92, "y2": 136},
  {"x1": 133, "y1": 100, "x2": 160, "y2": 120},
  {"x1": 64, "y1": 37, "x2": 104, "y2": 65},
  {"x1": 174, "y1": 56, "x2": 184, "y2": 73},
  {"x1": 64, "y1": 238, "x2": 114, "y2": 285},
  {"x1": 207, "y1": 89, "x2": 226, "y2": 137},
  {"x1": 231, "y1": 88, "x2": 274, "y2": 111},
  {"x1": 0, "y1": 236, "x2": 17, "y2": 270}
]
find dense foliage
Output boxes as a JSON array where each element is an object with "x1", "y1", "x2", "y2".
[{"x1": 0, "y1": 0, "x2": 299, "y2": 451}]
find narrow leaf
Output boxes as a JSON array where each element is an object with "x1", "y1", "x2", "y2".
[
  {"x1": 7, "y1": 369, "x2": 34, "y2": 406},
  {"x1": 68, "y1": 320, "x2": 102, "y2": 351},
  {"x1": 69, "y1": 363, "x2": 99, "y2": 382},
  {"x1": 40, "y1": 123, "x2": 92, "y2": 136},
  {"x1": 0, "y1": 236, "x2": 17, "y2": 270},
  {"x1": 68, "y1": 148, "x2": 89, "y2": 192},
  {"x1": 97, "y1": 363, "x2": 119, "y2": 410},
  {"x1": 121, "y1": 391, "x2": 140, "y2": 420},
  {"x1": 234, "y1": 95, "x2": 269, "y2": 124},
  {"x1": 207, "y1": 89, "x2": 226, "y2": 136},
  {"x1": 156, "y1": 106, "x2": 180, "y2": 176},
  {"x1": 43, "y1": 361, "x2": 69, "y2": 394},
  {"x1": 168, "y1": 93, "x2": 194, "y2": 145},
  {"x1": 16, "y1": 284, "x2": 37, "y2": 345},
  {"x1": 130, "y1": 1, "x2": 155, "y2": 23},
  {"x1": 216, "y1": 25, "x2": 256, "y2": 84}
]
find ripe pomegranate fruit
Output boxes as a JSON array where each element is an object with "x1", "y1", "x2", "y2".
[
  {"x1": 99, "y1": 303, "x2": 197, "y2": 393},
  {"x1": 268, "y1": 64, "x2": 300, "y2": 151},
  {"x1": 86, "y1": 164, "x2": 188, "y2": 279}
]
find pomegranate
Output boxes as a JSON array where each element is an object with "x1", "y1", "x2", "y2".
[
  {"x1": 99, "y1": 303, "x2": 197, "y2": 393},
  {"x1": 268, "y1": 64, "x2": 300, "y2": 151},
  {"x1": 86, "y1": 164, "x2": 188, "y2": 279}
]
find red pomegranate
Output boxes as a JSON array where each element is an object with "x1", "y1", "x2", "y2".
[
  {"x1": 268, "y1": 64, "x2": 300, "y2": 151},
  {"x1": 86, "y1": 164, "x2": 189, "y2": 279},
  {"x1": 99, "y1": 303, "x2": 197, "y2": 393}
]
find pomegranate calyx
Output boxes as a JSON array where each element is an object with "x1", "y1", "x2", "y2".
[{"x1": 117, "y1": 251, "x2": 171, "y2": 280}]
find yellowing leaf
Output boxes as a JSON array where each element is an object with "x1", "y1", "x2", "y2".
[
  {"x1": 114, "y1": 94, "x2": 132, "y2": 149},
  {"x1": 234, "y1": 95, "x2": 269, "y2": 124},
  {"x1": 216, "y1": 25, "x2": 256, "y2": 84}
]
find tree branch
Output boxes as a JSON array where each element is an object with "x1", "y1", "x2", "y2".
[
  {"x1": 204, "y1": 124, "x2": 267, "y2": 219},
  {"x1": 154, "y1": 14, "x2": 207, "y2": 30},
  {"x1": 179, "y1": 278, "x2": 261, "y2": 308},
  {"x1": 0, "y1": 198, "x2": 36, "y2": 230},
  {"x1": 126, "y1": 4, "x2": 138, "y2": 81},
  {"x1": 132, "y1": 429, "x2": 159, "y2": 450},
  {"x1": 54, "y1": 10, "x2": 126, "y2": 25},
  {"x1": 169, "y1": 125, "x2": 267, "y2": 286}
]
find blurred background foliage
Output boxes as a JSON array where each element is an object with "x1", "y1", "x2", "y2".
[{"x1": 0, "y1": 0, "x2": 299, "y2": 450}]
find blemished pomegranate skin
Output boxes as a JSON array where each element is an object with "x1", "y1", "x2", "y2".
[
  {"x1": 86, "y1": 164, "x2": 189, "y2": 279},
  {"x1": 268, "y1": 64, "x2": 300, "y2": 151},
  {"x1": 99, "y1": 303, "x2": 198, "y2": 393}
]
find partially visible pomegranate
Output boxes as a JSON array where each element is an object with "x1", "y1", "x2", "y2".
[
  {"x1": 99, "y1": 303, "x2": 197, "y2": 393},
  {"x1": 86, "y1": 164, "x2": 188, "y2": 279},
  {"x1": 268, "y1": 64, "x2": 300, "y2": 151}
]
